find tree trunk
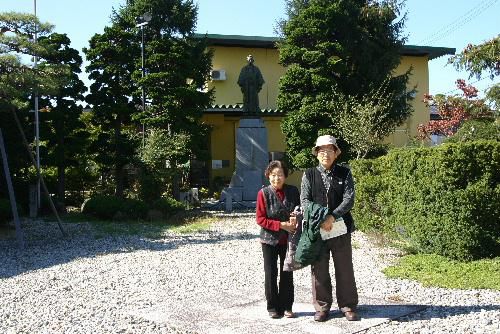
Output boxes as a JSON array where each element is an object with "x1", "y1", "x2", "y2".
[
  {"x1": 114, "y1": 166, "x2": 125, "y2": 198},
  {"x1": 114, "y1": 117, "x2": 124, "y2": 198},
  {"x1": 57, "y1": 164, "x2": 66, "y2": 212},
  {"x1": 56, "y1": 120, "x2": 66, "y2": 211},
  {"x1": 172, "y1": 172, "x2": 180, "y2": 201}
]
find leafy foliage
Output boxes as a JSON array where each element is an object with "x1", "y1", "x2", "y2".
[
  {"x1": 418, "y1": 79, "x2": 495, "y2": 140},
  {"x1": 351, "y1": 141, "x2": 500, "y2": 261},
  {"x1": 486, "y1": 83, "x2": 500, "y2": 113},
  {"x1": 445, "y1": 119, "x2": 499, "y2": 143},
  {"x1": 336, "y1": 79, "x2": 401, "y2": 159},
  {"x1": 138, "y1": 128, "x2": 192, "y2": 200},
  {"x1": 449, "y1": 35, "x2": 499, "y2": 80},
  {"x1": 140, "y1": 129, "x2": 191, "y2": 172},
  {"x1": 277, "y1": 0, "x2": 413, "y2": 167},
  {"x1": 0, "y1": 12, "x2": 70, "y2": 110},
  {"x1": 447, "y1": 35, "x2": 499, "y2": 119}
]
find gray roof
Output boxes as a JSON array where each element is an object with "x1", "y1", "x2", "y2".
[
  {"x1": 195, "y1": 33, "x2": 455, "y2": 60},
  {"x1": 205, "y1": 105, "x2": 283, "y2": 116}
]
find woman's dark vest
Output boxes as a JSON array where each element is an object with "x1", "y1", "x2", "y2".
[
  {"x1": 304, "y1": 165, "x2": 355, "y2": 233},
  {"x1": 259, "y1": 184, "x2": 300, "y2": 245}
]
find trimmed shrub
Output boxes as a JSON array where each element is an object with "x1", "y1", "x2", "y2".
[
  {"x1": 445, "y1": 119, "x2": 499, "y2": 143},
  {"x1": 120, "y1": 198, "x2": 149, "y2": 220},
  {"x1": 138, "y1": 172, "x2": 164, "y2": 203},
  {"x1": 82, "y1": 195, "x2": 148, "y2": 220},
  {"x1": 151, "y1": 197, "x2": 185, "y2": 217},
  {"x1": 351, "y1": 140, "x2": 500, "y2": 261}
]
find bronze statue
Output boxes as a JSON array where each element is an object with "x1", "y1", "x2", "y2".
[{"x1": 237, "y1": 55, "x2": 265, "y2": 113}]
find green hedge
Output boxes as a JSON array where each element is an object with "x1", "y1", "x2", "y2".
[
  {"x1": 351, "y1": 140, "x2": 500, "y2": 261},
  {"x1": 151, "y1": 197, "x2": 185, "y2": 216},
  {"x1": 82, "y1": 195, "x2": 149, "y2": 220},
  {"x1": 81, "y1": 195, "x2": 184, "y2": 221}
]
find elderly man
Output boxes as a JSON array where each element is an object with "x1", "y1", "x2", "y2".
[{"x1": 300, "y1": 135, "x2": 359, "y2": 322}]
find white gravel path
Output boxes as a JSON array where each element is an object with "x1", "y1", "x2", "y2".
[{"x1": 0, "y1": 211, "x2": 499, "y2": 334}]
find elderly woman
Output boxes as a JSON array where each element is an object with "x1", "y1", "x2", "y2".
[{"x1": 256, "y1": 160, "x2": 300, "y2": 319}]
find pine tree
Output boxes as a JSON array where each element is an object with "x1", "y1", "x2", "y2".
[
  {"x1": 37, "y1": 33, "x2": 88, "y2": 207},
  {"x1": 277, "y1": 0, "x2": 413, "y2": 166},
  {"x1": 84, "y1": 24, "x2": 139, "y2": 198},
  {"x1": 0, "y1": 12, "x2": 70, "y2": 202}
]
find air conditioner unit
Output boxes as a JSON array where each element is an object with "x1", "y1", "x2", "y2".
[{"x1": 211, "y1": 69, "x2": 226, "y2": 81}]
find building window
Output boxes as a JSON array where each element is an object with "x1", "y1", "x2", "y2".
[
  {"x1": 212, "y1": 160, "x2": 230, "y2": 169},
  {"x1": 269, "y1": 151, "x2": 284, "y2": 162}
]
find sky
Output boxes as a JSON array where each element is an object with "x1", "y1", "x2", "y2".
[{"x1": 1, "y1": 0, "x2": 499, "y2": 97}]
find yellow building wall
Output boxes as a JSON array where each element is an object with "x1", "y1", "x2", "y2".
[
  {"x1": 263, "y1": 117, "x2": 303, "y2": 187},
  {"x1": 386, "y1": 55, "x2": 430, "y2": 146},
  {"x1": 201, "y1": 114, "x2": 236, "y2": 184},
  {"x1": 203, "y1": 46, "x2": 431, "y2": 189}
]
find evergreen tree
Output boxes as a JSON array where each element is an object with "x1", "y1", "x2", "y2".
[
  {"x1": 277, "y1": 0, "x2": 413, "y2": 167},
  {"x1": 0, "y1": 12, "x2": 68, "y2": 110},
  {"x1": 0, "y1": 12, "x2": 70, "y2": 203},
  {"x1": 84, "y1": 1, "x2": 213, "y2": 199},
  {"x1": 118, "y1": 0, "x2": 214, "y2": 198},
  {"x1": 37, "y1": 33, "x2": 88, "y2": 207},
  {"x1": 83, "y1": 24, "x2": 140, "y2": 198}
]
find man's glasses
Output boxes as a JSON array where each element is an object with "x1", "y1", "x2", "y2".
[{"x1": 317, "y1": 149, "x2": 336, "y2": 155}]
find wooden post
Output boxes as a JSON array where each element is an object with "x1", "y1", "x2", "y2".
[{"x1": 0, "y1": 129, "x2": 25, "y2": 249}]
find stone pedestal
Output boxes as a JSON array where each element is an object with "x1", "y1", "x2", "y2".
[{"x1": 221, "y1": 118, "x2": 268, "y2": 205}]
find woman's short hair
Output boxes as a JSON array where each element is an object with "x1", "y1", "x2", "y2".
[{"x1": 264, "y1": 160, "x2": 289, "y2": 178}]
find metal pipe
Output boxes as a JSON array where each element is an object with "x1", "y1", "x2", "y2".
[
  {"x1": 34, "y1": 0, "x2": 41, "y2": 209},
  {"x1": 141, "y1": 24, "x2": 145, "y2": 147}
]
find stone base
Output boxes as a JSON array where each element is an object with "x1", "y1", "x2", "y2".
[
  {"x1": 221, "y1": 187, "x2": 243, "y2": 202},
  {"x1": 131, "y1": 294, "x2": 427, "y2": 334}
]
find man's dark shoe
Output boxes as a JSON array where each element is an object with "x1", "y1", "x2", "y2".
[
  {"x1": 314, "y1": 310, "x2": 328, "y2": 322},
  {"x1": 268, "y1": 309, "x2": 282, "y2": 319},
  {"x1": 344, "y1": 310, "x2": 360, "y2": 321}
]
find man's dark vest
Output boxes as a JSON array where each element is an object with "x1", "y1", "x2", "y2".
[
  {"x1": 259, "y1": 184, "x2": 300, "y2": 245},
  {"x1": 304, "y1": 165, "x2": 355, "y2": 233}
]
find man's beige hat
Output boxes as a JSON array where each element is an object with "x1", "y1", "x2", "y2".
[{"x1": 312, "y1": 135, "x2": 341, "y2": 156}]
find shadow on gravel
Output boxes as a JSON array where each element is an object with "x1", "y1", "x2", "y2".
[
  {"x1": 388, "y1": 303, "x2": 500, "y2": 321},
  {"x1": 355, "y1": 303, "x2": 427, "y2": 319},
  {"x1": 0, "y1": 219, "x2": 258, "y2": 279}
]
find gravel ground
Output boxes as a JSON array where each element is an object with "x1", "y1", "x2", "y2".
[{"x1": 0, "y1": 211, "x2": 499, "y2": 334}]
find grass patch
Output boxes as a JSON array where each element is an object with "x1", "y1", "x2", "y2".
[
  {"x1": 58, "y1": 210, "x2": 218, "y2": 238},
  {"x1": 164, "y1": 210, "x2": 218, "y2": 234},
  {"x1": 90, "y1": 220, "x2": 153, "y2": 238},
  {"x1": 167, "y1": 216, "x2": 217, "y2": 234},
  {"x1": 383, "y1": 254, "x2": 500, "y2": 290}
]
